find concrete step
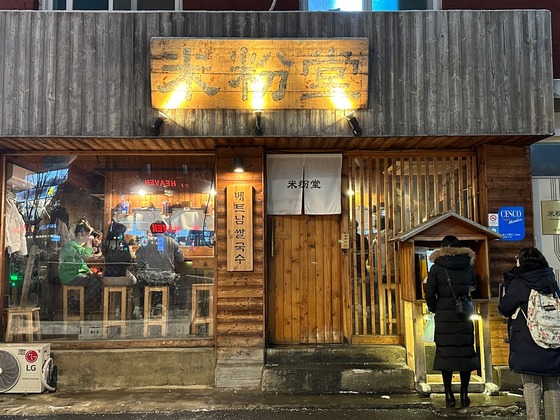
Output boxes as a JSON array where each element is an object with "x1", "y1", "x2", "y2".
[
  {"x1": 262, "y1": 346, "x2": 414, "y2": 394},
  {"x1": 262, "y1": 363, "x2": 414, "y2": 394},
  {"x1": 265, "y1": 345, "x2": 407, "y2": 365}
]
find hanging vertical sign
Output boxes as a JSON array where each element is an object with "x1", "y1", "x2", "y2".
[{"x1": 227, "y1": 185, "x2": 253, "y2": 271}]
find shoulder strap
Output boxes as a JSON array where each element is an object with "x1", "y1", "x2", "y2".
[
  {"x1": 444, "y1": 268, "x2": 458, "y2": 301},
  {"x1": 553, "y1": 281, "x2": 560, "y2": 299}
]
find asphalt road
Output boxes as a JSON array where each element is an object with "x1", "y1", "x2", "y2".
[{"x1": 0, "y1": 407, "x2": 526, "y2": 420}]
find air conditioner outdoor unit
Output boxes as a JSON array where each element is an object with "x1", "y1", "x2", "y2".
[
  {"x1": 5, "y1": 163, "x2": 35, "y2": 192},
  {"x1": 0, "y1": 343, "x2": 56, "y2": 393}
]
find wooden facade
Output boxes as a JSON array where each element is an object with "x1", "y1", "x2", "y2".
[
  {"x1": 0, "y1": 11, "x2": 553, "y2": 138},
  {"x1": 0, "y1": 10, "x2": 555, "y2": 390}
]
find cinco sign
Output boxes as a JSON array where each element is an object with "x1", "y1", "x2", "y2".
[{"x1": 498, "y1": 206, "x2": 525, "y2": 241}]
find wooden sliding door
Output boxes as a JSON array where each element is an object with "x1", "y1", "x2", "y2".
[{"x1": 267, "y1": 215, "x2": 342, "y2": 344}]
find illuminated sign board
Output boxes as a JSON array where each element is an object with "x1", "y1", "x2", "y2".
[{"x1": 150, "y1": 38, "x2": 368, "y2": 110}]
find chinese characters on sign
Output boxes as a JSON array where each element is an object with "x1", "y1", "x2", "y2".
[
  {"x1": 150, "y1": 38, "x2": 368, "y2": 110},
  {"x1": 227, "y1": 185, "x2": 253, "y2": 271},
  {"x1": 287, "y1": 179, "x2": 321, "y2": 189},
  {"x1": 541, "y1": 201, "x2": 560, "y2": 235}
]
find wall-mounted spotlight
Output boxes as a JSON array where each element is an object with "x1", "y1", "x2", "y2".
[
  {"x1": 149, "y1": 117, "x2": 164, "y2": 136},
  {"x1": 233, "y1": 157, "x2": 245, "y2": 173},
  {"x1": 254, "y1": 111, "x2": 264, "y2": 136},
  {"x1": 346, "y1": 111, "x2": 362, "y2": 137},
  {"x1": 149, "y1": 111, "x2": 169, "y2": 136}
]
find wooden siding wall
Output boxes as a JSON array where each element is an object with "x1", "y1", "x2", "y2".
[
  {"x1": 215, "y1": 147, "x2": 264, "y2": 386},
  {"x1": 215, "y1": 147, "x2": 264, "y2": 347},
  {"x1": 0, "y1": 10, "x2": 553, "y2": 139},
  {"x1": 477, "y1": 144, "x2": 534, "y2": 296}
]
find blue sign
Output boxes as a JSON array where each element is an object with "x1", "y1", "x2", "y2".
[{"x1": 498, "y1": 207, "x2": 525, "y2": 241}]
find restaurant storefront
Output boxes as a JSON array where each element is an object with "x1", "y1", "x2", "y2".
[{"x1": 0, "y1": 10, "x2": 553, "y2": 392}]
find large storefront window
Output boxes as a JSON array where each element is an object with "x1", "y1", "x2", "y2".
[{"x1": 3, "y1": 154, "x2": 215, "y2": 342}]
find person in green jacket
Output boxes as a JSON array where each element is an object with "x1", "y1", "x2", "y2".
[{"x1": 58, "y1": 223, "x2": 102, "y2": 312}]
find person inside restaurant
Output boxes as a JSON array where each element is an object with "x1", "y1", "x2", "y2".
[{"x1": 58, "y1": 222, "x2": 103, "y2": 314}]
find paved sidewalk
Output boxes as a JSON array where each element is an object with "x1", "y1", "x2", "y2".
[{"x1": 0, "y1": 387, "x2": 525, "y2": 418}]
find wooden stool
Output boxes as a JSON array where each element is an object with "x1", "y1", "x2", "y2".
[
  {"x1": 143, "y1": 285, "x2": 169, "y2": 337},
  {"x1": 62, "y1": 285, "x2": 85, "y2": 331},
  {"x1": 103, "y1": 286, "x2": 131, "y2": 338},
  {"x1": 190, "y1": 283, "x2": 214, "y2": 335},
  {"x1": 4, "y1": 307, "x2": 41, "y2": 342}
]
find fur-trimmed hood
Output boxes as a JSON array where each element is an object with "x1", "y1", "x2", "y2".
[{"x1": 429, "y1": 246, "x2": 476, "y2": 265}]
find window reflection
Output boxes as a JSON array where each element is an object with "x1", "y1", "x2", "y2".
[{"x1": 3, "y1": 155, "x2": 215, "y2": 342}]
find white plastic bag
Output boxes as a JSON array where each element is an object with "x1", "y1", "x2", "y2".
[{"x1": 423, "y1": 314, "x2": 435, "y2": 343}]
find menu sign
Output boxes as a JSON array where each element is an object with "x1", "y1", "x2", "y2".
[{"x1": 227, "y1": 185, "x2": 253, "y2": 271}]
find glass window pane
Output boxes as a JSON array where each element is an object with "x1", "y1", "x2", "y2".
[
  {"x1": 73, "y1": 0, "x2": 109, "y2": 10},
  {"x1": 308, "y1": 0, "x2": 362, "y2": 11},
  {"x1": 398, "y1": 0, "x2": 427, "y2": 10},
  {"x1": 531, "y1": 144, "x2": 560, "y2": 176},
  {"x1": 114, "y1": 0, "x2": 131, "y2": 10},
  {"x1": 372, "y1": 0, "x2": 398, "y2": 10},
  {"x1": 137, "y1": 0, "x2": 174, "y2": 10},
  {"x1": 53, "y1": 0, "x2": 66, "y2": 10},
  {"x1": 4, "y1": 155, "x2": 215, "y2": 343}
]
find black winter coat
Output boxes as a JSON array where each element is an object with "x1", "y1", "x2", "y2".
[
  {"x1": 497, "y1": 264, "x2": 560, "y2": 376},
  {"x1": 424, "y1": 246, "x2": 480, "y2": 372}
]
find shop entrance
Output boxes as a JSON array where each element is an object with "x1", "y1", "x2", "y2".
[{"x1": 267, "y1": 214, "x2": 343, "y2": 344}]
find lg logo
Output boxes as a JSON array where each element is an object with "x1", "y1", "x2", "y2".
[{"x1": 25, "y1": 350, "x2": 38, "y2": 363}]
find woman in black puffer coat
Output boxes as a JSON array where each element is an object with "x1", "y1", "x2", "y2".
[
  {"x1": 424, "y1": 235, "x2": 480, "y2": 408},
  {"x1": 498, "y1": 247, "x2": 560, "y2": 420}
]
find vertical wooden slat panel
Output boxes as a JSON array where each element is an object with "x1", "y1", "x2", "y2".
[
  {"x1": 358, "y1": 162, "x2": 367, "y2": 333},
  {"x1": 331, "y1": 216, "x2": 341, "y2": 342},
  {"x1": 299, "y1": 216, "x2": 309, "y2": 343},
  {"x1": 458, "y1": 157, "x2": 465, "y2": 215},
  {"x1": 285, "y1": 216, "x2": 293, "y2": 343},
  {"x1": 275, "y1": 217, "x2": 285, "y2": 343},
  {"x1": 315, "y1": 217, "x2": 325, "y2": 343},
  {"x1": 351, "y1": 160, "x2": 359, "y2": 334},
  {"x1": 472, "y1": 155, "x2": 479, "y2": 223},
  {"x1": 449, "y1": 157, "x2": 457, "y2": 212},
  {"x1": 424, "y1": 157, "x2": 430, "y2": 219},
  {"x1": 291, "y1": 215, "x2": 301, "y2": 344},
  {"x1": 347, "y1": 151, "x2": 477, "y2": 340},
  {"x1": 367, "y1": 158, "x2": 375, "y2": 335},
  {"x1": 415, "y1": 158, "x2": 422, "y2": 225},
  {"x1": 323, "y1": 217, "x2": 333, "y2": 342}
]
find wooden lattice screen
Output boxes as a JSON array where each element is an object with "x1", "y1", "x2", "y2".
[{"x1": 348, "y1": 151, "x2": 478, "y2": 338}]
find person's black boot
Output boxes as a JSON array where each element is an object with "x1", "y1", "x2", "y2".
[
  {"x1": 459, "y1": 371, "x2": 471, "y2": 407},
  {"x1": 445, "y1": 388, "x2": 456, "y2": 408},
  {"x1": 442, "y1": 370, "x2": 455, "y2": 408},
  {"x1": 460, "y1": 387, "x2": 470, "y2": 407}
]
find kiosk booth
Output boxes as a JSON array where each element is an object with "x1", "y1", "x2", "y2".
[{"x1": 392, "y1": 211, "x2": 502, "y2": 393}]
